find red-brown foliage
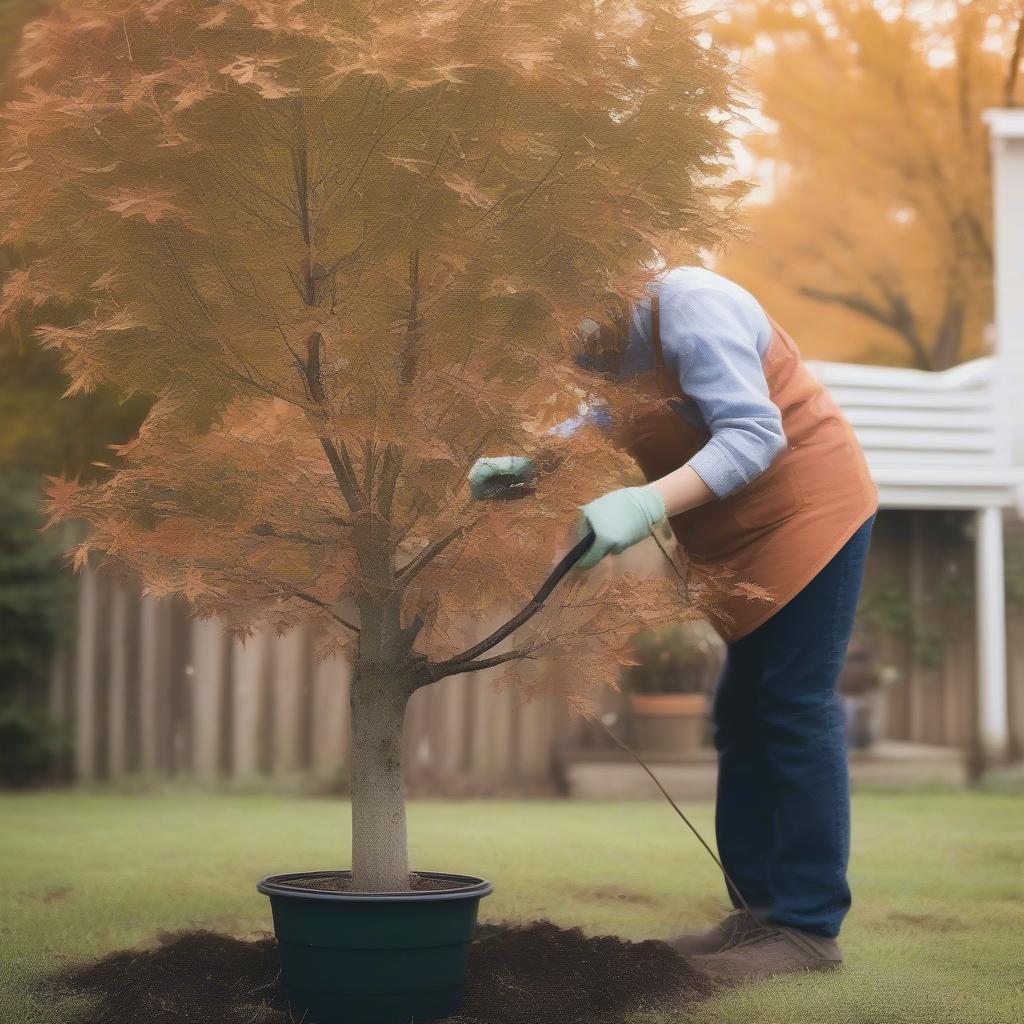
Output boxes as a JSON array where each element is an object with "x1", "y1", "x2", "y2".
[{"x1": 1, "y1": 0, "x2": 742, "y2": 708}]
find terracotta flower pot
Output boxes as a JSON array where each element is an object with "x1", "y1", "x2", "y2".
[{"x1": 628, "y1": 692, "x2": 710, "y2": 755}]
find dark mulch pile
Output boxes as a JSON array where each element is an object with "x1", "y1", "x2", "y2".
[{"x1": 46, "y1": 921, "x2": 712, "y2": 1024}]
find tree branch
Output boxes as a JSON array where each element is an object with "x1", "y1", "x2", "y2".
[
  {"x1": 292, "y1": 331, "x2": 362, "y2": 512},
  {"x1": 426, "y1": 597, "x2": 540, "y2": 679},
  {"x1": 395, "y1": 516, "x2": 486, "y2": 583},
  {"x1": 499, "y1": 151, "x2": 565, "y2": 228},
  {"x1": 252, "y1": 522, "x2": 343, "y2": 545},
  {"x1": 277, "y1": 587, "x2": 360, "y2": 635},
  {"x1": 319, "y1": 434, "x2": 363, "y2": 513},
  {"x1": 285, "y1": 101, "x2": 365, "y2": 515},
  {"x1": 798, "y1": 283, "x2": 931, "y2": 369},
  {"x1": 929, "y1": 290, "x2": 966, "y2": 372},
  {"x1": 1005, "y1": 6, "x2": 1024, "y2": 107},
  {"x1": 871, "y1": 275, "x2": 935, "y2": 370},
  {"x1": 400, "y1": 248, "x2": 421, "y2": 385},
  {"x1": 427, "y1": 643, "x2": 544, "y2": 683},
  {"x1": 375, "y1": 445, "x2": 403, "y2": 520}
]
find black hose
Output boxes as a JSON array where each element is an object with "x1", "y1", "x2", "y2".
[
  {"x1": 428, "y1": 528, "x2": 595, "y2": 678},
  {"x1": 538, "y1": 526, "x2": 757, "y2": 923},
  {"x1": 462, "y1": 510, "x2": 752, "y2": 923},
  {"x1": 533, "y1": 529, "x2": 596, "y2": 604}
]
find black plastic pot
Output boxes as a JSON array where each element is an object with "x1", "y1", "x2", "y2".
[{"x1": 257, "y1": 870, "x2": 493, "y2": 1024}]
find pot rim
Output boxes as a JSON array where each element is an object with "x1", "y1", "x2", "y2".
[
  {"x1": 629, "y1": 691, "x2": 708, "y2": 708},
  {"x1": 257, "y1": 869, "x2": 494, "y2": 903}
]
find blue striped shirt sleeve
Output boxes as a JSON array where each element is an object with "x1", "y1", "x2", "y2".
[{"x1": 657, "y1": 285, "x2": 785, "y2": 498}]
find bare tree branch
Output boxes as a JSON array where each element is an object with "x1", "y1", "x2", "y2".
[
  {"x1": 280, "y1": 587, "x2": 361, "y2": 635},
  {"x1": 252, "y1": 522, "x2": 344, "y2": 545},
  {"x1": 395, "y1": 516, "x2": 486, "y2": 583},
  {"x1": 375, "y1": 445, "x2": 403, "y2": 520},
  {"x1": 400, "y1": 248, "x2": 421, "y2": 385},
  {"x1": 429, "y1": 530, "x2": 594, "y2": 676},
  {"x1": 798, "y1": 283, "x2": 932, "y2": 369},
  {"x1": 1005, "y1": 6, "x2": 1024, "y2": 107},
  {"x1": 427, "y1": 642, "x2": 545, "y2": 682}
]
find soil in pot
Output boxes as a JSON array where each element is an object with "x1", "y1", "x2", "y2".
[
  {"x1": 45, "y1": 920, "x2": 713, "y2": 1024},
  {"x1": 281, "y1": 870, "x2": 461, "y2": 893}
]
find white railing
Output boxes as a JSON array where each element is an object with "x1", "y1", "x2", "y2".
[{"x1": 807, "y1": 357, "x2": 1022, "y2": 510}]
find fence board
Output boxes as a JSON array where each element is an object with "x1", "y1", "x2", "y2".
[
  {"x1": 191, "y1": 617, "x2": 228, "y2": 780},
  {"x1": 434, "y1": 674, "x2": 469, "y2": 779},
  {"x1": 73, "y1": 566, "x2": 99, "y2": 781},
  {"x1": 107, "y1": 581, "x2": 131, "y2": 777},
  {"x1": 516, "y1": 693, "x2": 560, "y2": 778},
  {"x1": 232, "y1": 629, "x2": 271, "y2": 779},
  {"x1": 311, "y1": 655, "x2": 350, "y2": 780},
  {"x1": 167, "y1": 600, "x2": 192, "y2": 775},
  {"x1": 138, "y1": 595, "x2": 171, "y2": 775},
  {"x1": 272, "y1": 625, "x2": 310, "y2": 775},
  {"x1": 404, "y1": 687, "x2": 432, "y2": 788},
  {"x1": 1009, "y1": 604, "x2": 1024, "y2": 757},
  {"x1": 471, "y1": 669, "x2": 515, "y2": 783},
  {"x1": 52, "y1": 509, "x2": 1024, "y2": 789},
  {"x1": 907, "y1": 519, "x2": 930, "y2": 743}
]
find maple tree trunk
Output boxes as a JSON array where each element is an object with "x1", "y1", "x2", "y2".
[{"x1": 349, "y1": 666, "x2": 413, "y2": 892}]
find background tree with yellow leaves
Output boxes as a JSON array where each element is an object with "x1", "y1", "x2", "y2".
[
  {"x1": 715, "y1": 0, "x2": 1024, "y2": 369},
  {"x1": 0, "y1": 0, "x2": 741, "y2": 890}
]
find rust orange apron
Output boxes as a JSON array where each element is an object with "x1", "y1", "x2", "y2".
[{"x1": 617, "y1": 294, "x2": 879, "y2": 642}]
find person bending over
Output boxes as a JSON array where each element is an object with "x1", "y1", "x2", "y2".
[{"x1": 470, "y1": 265, "x2": 878, "y2": 982}]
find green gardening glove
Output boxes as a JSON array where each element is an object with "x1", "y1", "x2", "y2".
[
  {"x1": 575, "y1": 486, "x2": 667, "y2": 570},
  {"x1": 468, "y1": 456, "x2": 536, "y2": 500}
]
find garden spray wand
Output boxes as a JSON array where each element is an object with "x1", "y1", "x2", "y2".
[{"x1": 479, "y1": 473, "x2": 754, "y2": 918}]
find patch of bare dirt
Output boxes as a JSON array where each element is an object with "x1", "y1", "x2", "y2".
[
  {"x1": 567, "y1": 883, "x2": 657, "y2": 905},
  {"x1": 888, "y1": 911, "x2": 967, "y2": 931}
]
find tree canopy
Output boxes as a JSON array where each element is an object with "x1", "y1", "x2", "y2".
[
  {"x1": 1, "y1": 0, "x2": 746, "y2": 708},
  {"x1": 0, "y1": 0, "x2": 147, "y2": 479}
]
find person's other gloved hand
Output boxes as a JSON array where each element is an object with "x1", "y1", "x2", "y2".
[
  {"x1": 575, "y1": 486, "x2": 667, "y2": 570},
  {"x1": 468, "y1": 456, "x2": 536, "y2": 500}
]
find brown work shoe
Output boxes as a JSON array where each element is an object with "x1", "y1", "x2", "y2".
[
  {"x1": 690, "y1": 924, "x2": 842, "y2": 982},
  {"x1": 665, "y1": 909, "x2": 769, "y2": 957}
]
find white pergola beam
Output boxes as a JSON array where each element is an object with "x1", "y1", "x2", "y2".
[
  {"x1": 985, "y1": 108, "x2": 1024, "y2": 494},
  {"x1": 975, "y1": 507, "x2": 1009, "y2": 759}
]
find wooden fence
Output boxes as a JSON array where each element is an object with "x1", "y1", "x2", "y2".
[
  {"x1": 867, "y1": 512, "x2": 1024, "y2": 759},
  {"x1": 49, "y1": 514, "x2": 1024, "y2": 790},
  {"x1": 49, "y1": 566, "x2": 581, "y2": 792}
]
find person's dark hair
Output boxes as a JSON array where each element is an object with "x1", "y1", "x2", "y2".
[{"x1": 571, "y1": 299, "x2": 632, "y2": 378}]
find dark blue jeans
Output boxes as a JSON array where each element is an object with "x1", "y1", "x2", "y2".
[{"x1": 713, "y1": 513, "x2": 875, "y2": 939}]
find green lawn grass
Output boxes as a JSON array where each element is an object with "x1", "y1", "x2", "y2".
[{"x1": 1, "y1": 789, "x2": 1022, "y2": 1023}]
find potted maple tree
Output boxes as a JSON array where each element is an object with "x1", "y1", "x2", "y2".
[{"x1": 0, "y1": 1, "x2": 739, "y2": 1020}]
